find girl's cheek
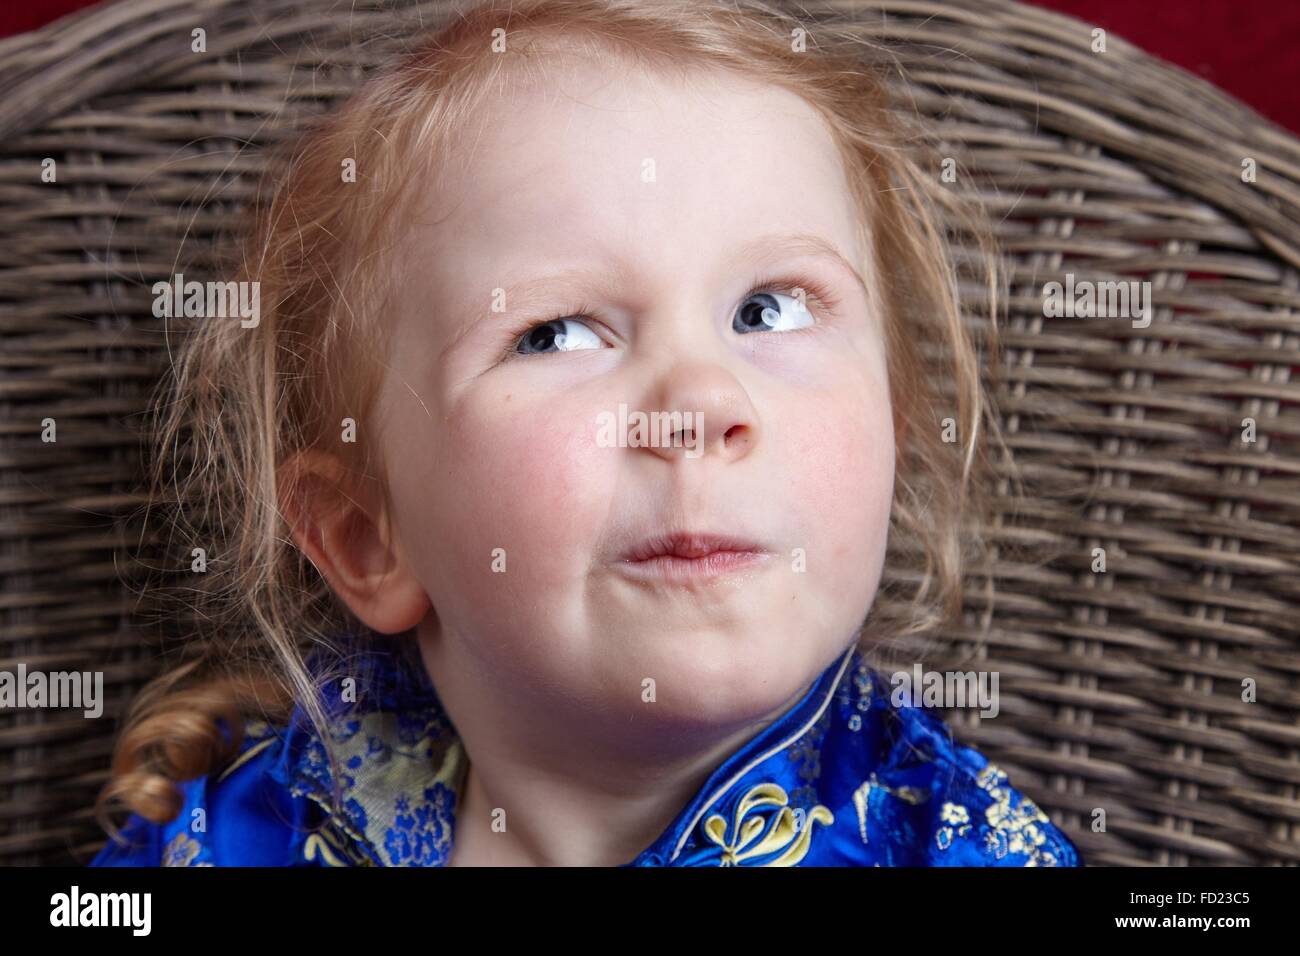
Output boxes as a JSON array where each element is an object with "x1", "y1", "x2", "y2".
[
  {"x1": 800, "y1": 385, "x2": 894, "y2": 572},
  {"x1": 432, "y1": 391, "x2": 609, "y2": 582}
]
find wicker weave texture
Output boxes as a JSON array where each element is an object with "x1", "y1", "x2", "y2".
[{"x1": 0, "y1": 0, "x2": 1297, "y2": 866}]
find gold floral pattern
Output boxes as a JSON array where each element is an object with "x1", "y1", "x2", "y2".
[
  {"x1": 924, "y1": 763, "x2": 1065, "y2": 865},
  {"x1": 302, "y1": 816, "x2": 374, "y2": 867},
  {"x1": 162, "y1": 832, "x2": 213, "y2": 867},
  {"x1": 851, "y1": 771, "x2": 931, "y2": 845},
  {"x1": 935, "y1": 802, "x2": 972, "y2": 850},
  {"x1": 973, "y1": 764, "x2": 1061, "y2": 866},
  {"x1": 290, "y1": 708, "x2": 465, "y2": 866},
  {"x1": 701, "y1": 782, "x2": 833, "y2": 866}
]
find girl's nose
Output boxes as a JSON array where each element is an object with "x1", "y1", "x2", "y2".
[{"x1": 635, "y1": 360, "x2": 759, "y2": 464}]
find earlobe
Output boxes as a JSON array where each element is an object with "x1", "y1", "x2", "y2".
[{"x1": 279, "y1": 449, "x2": 431, "y2": 635}]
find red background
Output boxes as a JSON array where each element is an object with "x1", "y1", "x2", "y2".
[
  {"x1": 4, "y1": 1, "x2": 1296, "y2": 134},
  {"x1": 3, "y1": 0, "x2": 1297, "y2": 135},
  {"x1": 3, "y1": 1, "x2": 1297, "y2": 135}
]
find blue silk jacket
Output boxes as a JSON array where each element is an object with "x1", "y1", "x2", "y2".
[{"x1": 90, "y1": 633, "x2": 1083, "y2": 867}]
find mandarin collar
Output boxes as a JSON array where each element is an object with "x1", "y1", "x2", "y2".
[
  {"x1": 270, "y1": 631, "x2": 876, "y2": 866},
  {"x1": 627, "y1": 643, "x2": 860, "y2": 865}
]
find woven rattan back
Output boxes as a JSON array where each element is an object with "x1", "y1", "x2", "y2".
[{"x1": 1, "y1": 0, "x2": 1297, "y2": 866}]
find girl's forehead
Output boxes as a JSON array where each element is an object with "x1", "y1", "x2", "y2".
[{"x1": 404, "y1": 63, "x2": 864, "y2": 278}]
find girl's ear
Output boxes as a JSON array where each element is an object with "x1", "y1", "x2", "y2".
[{"x1": 278, "y1": 448, "x2": 431, "y2": 635}]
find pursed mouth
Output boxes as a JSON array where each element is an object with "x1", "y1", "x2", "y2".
[
  {"x1": 620, "y1": 531, "x2": 767, "y2": 563},
  {"x1": 616, "y1": 532, "x2": 774, "y2": 583}
]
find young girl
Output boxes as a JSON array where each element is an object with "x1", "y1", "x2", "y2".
[{"x1": 90, "y1": 0, "x2": 1082, "y2": 867}]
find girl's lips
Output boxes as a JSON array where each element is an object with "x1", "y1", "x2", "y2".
[
  {"x1": 615, "y1": 532, "x2": 774, "y2": 583},
  {"x1": 620, "y1": 531, "x2": 767, "y2": 563},
  {"x1": 617, "y1": 548, "x2": 774, "y2": 583}
]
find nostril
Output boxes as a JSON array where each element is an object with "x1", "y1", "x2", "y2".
[{"x1": 723, "y1": 424, "x2": 744, "y2": 444}]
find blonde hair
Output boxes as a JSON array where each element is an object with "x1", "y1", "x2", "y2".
[{"x1": 95, "y1": 0, "x2": 1018, "y2": 840}]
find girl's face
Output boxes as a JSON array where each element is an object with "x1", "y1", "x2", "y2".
[{"x1": 377, "y1": 59, "x2": 895, "y2": 732}]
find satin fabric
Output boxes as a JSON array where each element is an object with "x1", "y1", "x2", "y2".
[{"x1": 90, "y1": 632, "x2": 1083, "y2": 867}]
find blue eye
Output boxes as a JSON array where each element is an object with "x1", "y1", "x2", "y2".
[
  {"x1": 732, "y1": 289, "x2": 816, "y2": 334},
  {"x1": 513, "y1": 317, "x2": 604, "y2": 355},
  {"x1": 505, "y1": 277, "x2": 833, "y2": 359}
]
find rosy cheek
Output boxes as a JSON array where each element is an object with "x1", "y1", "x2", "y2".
[
  {"x1": 436, "y1": 394, "x2": 608, "y2": 581},
  {"x1": 801, "y1": 389, "x2": 894, "y2": 568}
]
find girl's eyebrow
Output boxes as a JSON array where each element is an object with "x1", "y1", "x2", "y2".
[
  {"x1": 734, "y1": 231, "x2": 869, "y2": 299},
  {"x1": 492, "y1": 233, "x2": 865, "y2": 312},
  {"x1": 435, "y1": 266, "x2": 608, "y2": 365}
]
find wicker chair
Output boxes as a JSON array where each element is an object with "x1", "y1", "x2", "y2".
[{"x1": 1, "y1": 0, "x2": 1297, "y2": 867}]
